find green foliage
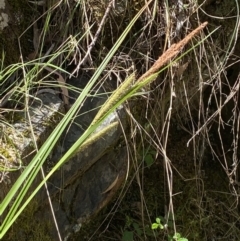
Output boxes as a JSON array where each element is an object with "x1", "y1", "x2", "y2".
[
  {"x1": 122, "y1": 230, "x2": 134, "y2": 241},
  {"x1": 0, "y1": 0, "x2": 215, "y2": 239},
  {"x1": 151, "y1": 217, "x2": 188, "y2": 241},
  {"x1": 0, "y1": 3, "x2": 152, "y2": 239},
  {"x1": 120, "y1": 215, "x2": 188, "y2": 241},
  {"x1": 144, "y1": 148, "x2": 157, "y2": 168},
  {"x1": 151, "y1": 217, "x2": 164, "y2": 230},
  {"x1": 170, "y1": 233, "x2": 188, "y2": 241},
  {"x1": 122, "y1": 215, "x2": 155, "y2": 240}
]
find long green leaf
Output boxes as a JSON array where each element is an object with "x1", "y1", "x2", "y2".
[{"x1": 0, "y1": 2, "x2": 151, "y2": 238}]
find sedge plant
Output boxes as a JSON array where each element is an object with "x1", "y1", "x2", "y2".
[{"x1": 0, "y1": 1, "x2": 212, "y2": 239}]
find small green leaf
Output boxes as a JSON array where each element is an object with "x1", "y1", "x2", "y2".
[
  {"x1": 144, "y1": 225, "x2": 155, "y2": 237},
  {"x1": 151, "y1": 223, "x2": 159, "y2": 229},
  {"x1": 133, "y1": 222, "x2": 142, "y2": 236},
  {"x1": 145, "y1": 153, "x2": 154, "y2": 167},
  {"x1": 122, "y1": 231, "x2": 133, "y2": 241},
  {"x1": 172, "y1": 233, "x2": 188, "y2": 241},
  {"x1": 168, "y1": 235, "x2": 174, "y2": 241},
  {"x1": 156, "y1": 218, "x2": 161, "y2": 224},
  {"x1": 156, "y1": 218, "x2": 164, "y2": 229},
  {"x1": 173, "y1": 233, "x2": 181, "y2": 239}
]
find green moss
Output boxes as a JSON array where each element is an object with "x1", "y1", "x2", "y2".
[
  {"x1": 0, "y1": 124, "x2": 21, "y2": 168},
  {"x1": 4, "y1": 199, "x2": 53, "y2": 241}
]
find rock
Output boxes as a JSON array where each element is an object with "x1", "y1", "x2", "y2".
[
  {"x1": 45, "y1": 74, "x2": 128, "y2": 239},
  {"x1": 1, "y1": 73, "x2": 128, "y2": 240},
  {"x1": 0, "y1": 91, "x2": 64, "y2": 201}
]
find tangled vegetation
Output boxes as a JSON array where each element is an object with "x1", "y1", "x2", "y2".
[{"x1": 0, "y1": 0, "x2": 240, "y2": 240}]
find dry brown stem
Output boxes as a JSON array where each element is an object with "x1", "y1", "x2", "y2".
[{"x1": 137, "y1": 22, "x2": 208, "y2": 83}]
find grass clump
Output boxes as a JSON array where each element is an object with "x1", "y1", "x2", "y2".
[{"x1": 1, "y1": 0, "x2": 240, "y2": 240}]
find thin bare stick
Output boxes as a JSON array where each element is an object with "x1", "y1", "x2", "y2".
[{"x1": 72, "y1": 0, "x2": 115, "y2": 76}]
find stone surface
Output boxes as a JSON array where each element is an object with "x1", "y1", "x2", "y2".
[
  {"x1": 0, "y1": 91, "x2": 64, "y2": 200},
  {"x1": 1, "y1": 73, "x2": 128, "y2": 240},
  {"x1": 43, "y1": 74, "x2": 128, "y2": 239}
]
